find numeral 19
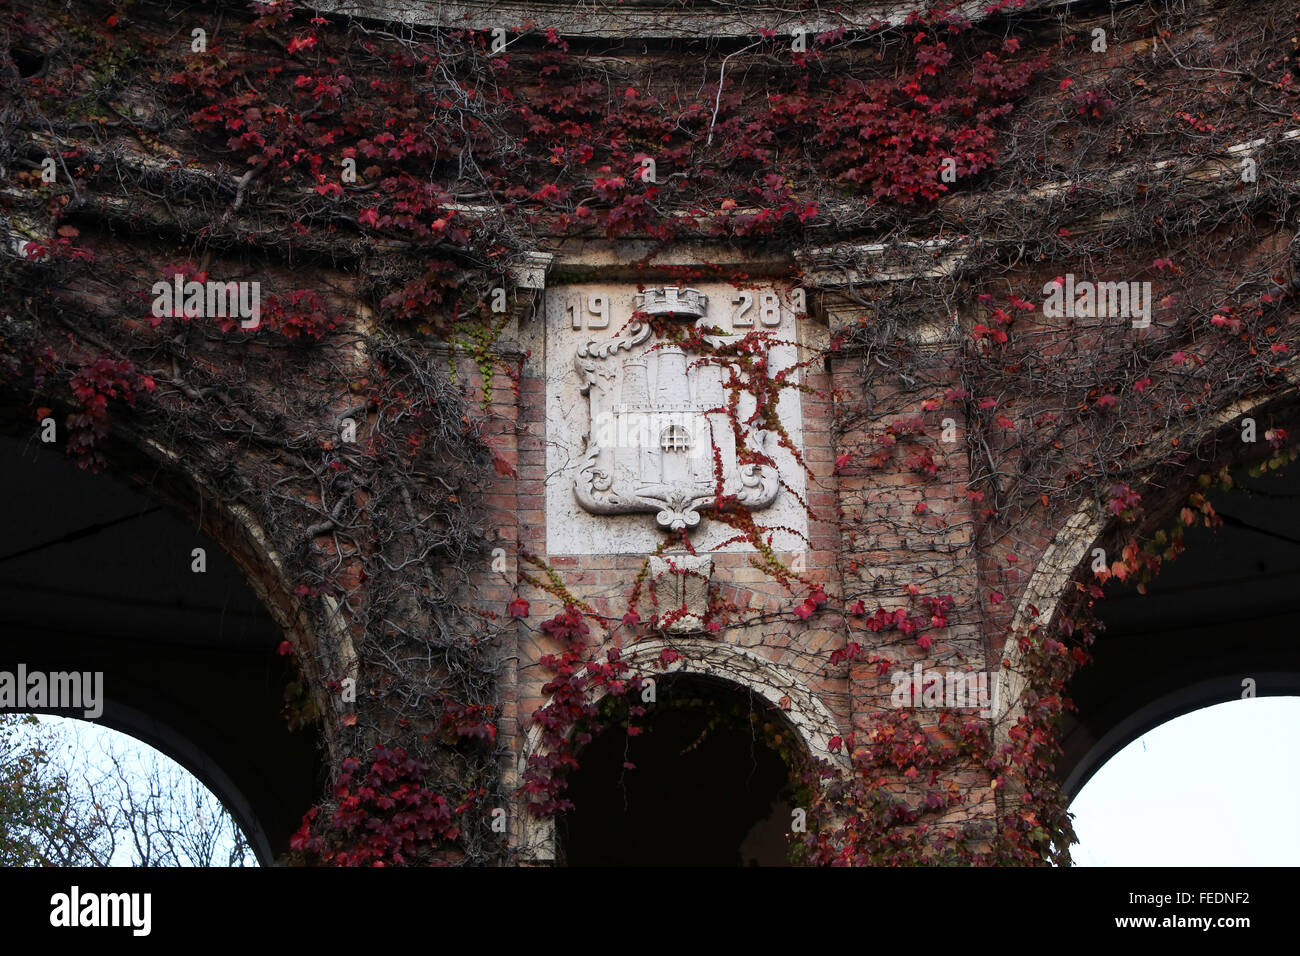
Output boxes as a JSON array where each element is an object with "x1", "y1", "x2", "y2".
[{"x1": 569, "y1": 293, "x2": 609, "y2": 329}]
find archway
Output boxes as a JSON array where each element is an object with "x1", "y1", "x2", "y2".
[
  {"x1": 991, "y1": 390, "x2": 1300, "y2": 864},
  {"x1": 517, "y1": 637, "x2": 847, "y2": 863},
  {"x1": 0, "y1": 431, "x2": 325, "y2": 862},
  {"x1": 1059, "y1": 456, "x2": 1300, "y2": 799},
  {"x1": 557, "y1": 673, "x2": 806, "y2": 866}
]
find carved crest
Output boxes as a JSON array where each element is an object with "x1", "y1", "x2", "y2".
[{"x1": 572, "y1": 287, "x2": 780, "y2": 533}]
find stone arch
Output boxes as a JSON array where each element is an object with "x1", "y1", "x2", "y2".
[
  {"x1": 0, "y1": 417, "x2": 329, "y2": 860},
  {"x1": 114, "y1": 428, "x2": 341, "y2": 736},
  {"x1": 992, "y1": 504, "x2": 1102, "y2": 737},
  {"x1": 996, "y1": 376, "x2": 1300, "y2": 790},
  {"x1": 515, "y1": 637, "x2": 848, "y2": 862}
]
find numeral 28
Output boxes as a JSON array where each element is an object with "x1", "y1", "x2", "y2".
[{"x1": 732, "y1": 291, "x2": 781, "y2": 327}]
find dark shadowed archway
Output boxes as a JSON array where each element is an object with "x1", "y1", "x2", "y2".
[
  {"x1": 0, "y1": 431, "x2": 325, "y2": 862},
  {"x1": 1059, "y1": 459, "x2": 1300, "y2": 800},
  {"x1": 556, "y1": 674, "x2": 809, "y2": 866}
]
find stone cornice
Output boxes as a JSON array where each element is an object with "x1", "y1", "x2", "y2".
[{"x1": 305, "y1": 0, "x2": 1078, "y2": 40}]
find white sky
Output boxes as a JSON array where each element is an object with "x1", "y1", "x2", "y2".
[
  {"x1": 1069, "y1": 696, "x2": 1300, "y2": 866},
  {"x1": 30, "y1": 716, "x2": 256, "y2": 867}
]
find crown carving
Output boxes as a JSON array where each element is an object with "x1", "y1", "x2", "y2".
[{"x1": 633, "y1": 286, "x2": 708, "y2": 320}]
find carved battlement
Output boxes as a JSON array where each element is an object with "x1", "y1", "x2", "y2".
[{"x1": 633, "y1": 286, "x2": 709, "y2": 320}]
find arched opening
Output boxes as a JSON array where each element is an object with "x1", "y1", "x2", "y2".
[
  {"x1": 1026, "y1": 409, "x2": 1300, "y2": 863},
  {"x1": 1058, "y1": 456, "x2": 1300, "y2": 801},
  {"x1": 556, "y1": 674, "x2": 810, "y2": 866},
  {"x1": 0, "y1": 431, "x2": 325, "y2": 863}
]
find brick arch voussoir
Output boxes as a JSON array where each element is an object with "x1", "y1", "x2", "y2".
[{"x1": 995, "y1": 375, "x2": 1300, "y2": 740}]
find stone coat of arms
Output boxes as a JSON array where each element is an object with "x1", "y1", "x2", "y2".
[{"x1": 571, "y1": 286, "x2": 780, "y2": 535}]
